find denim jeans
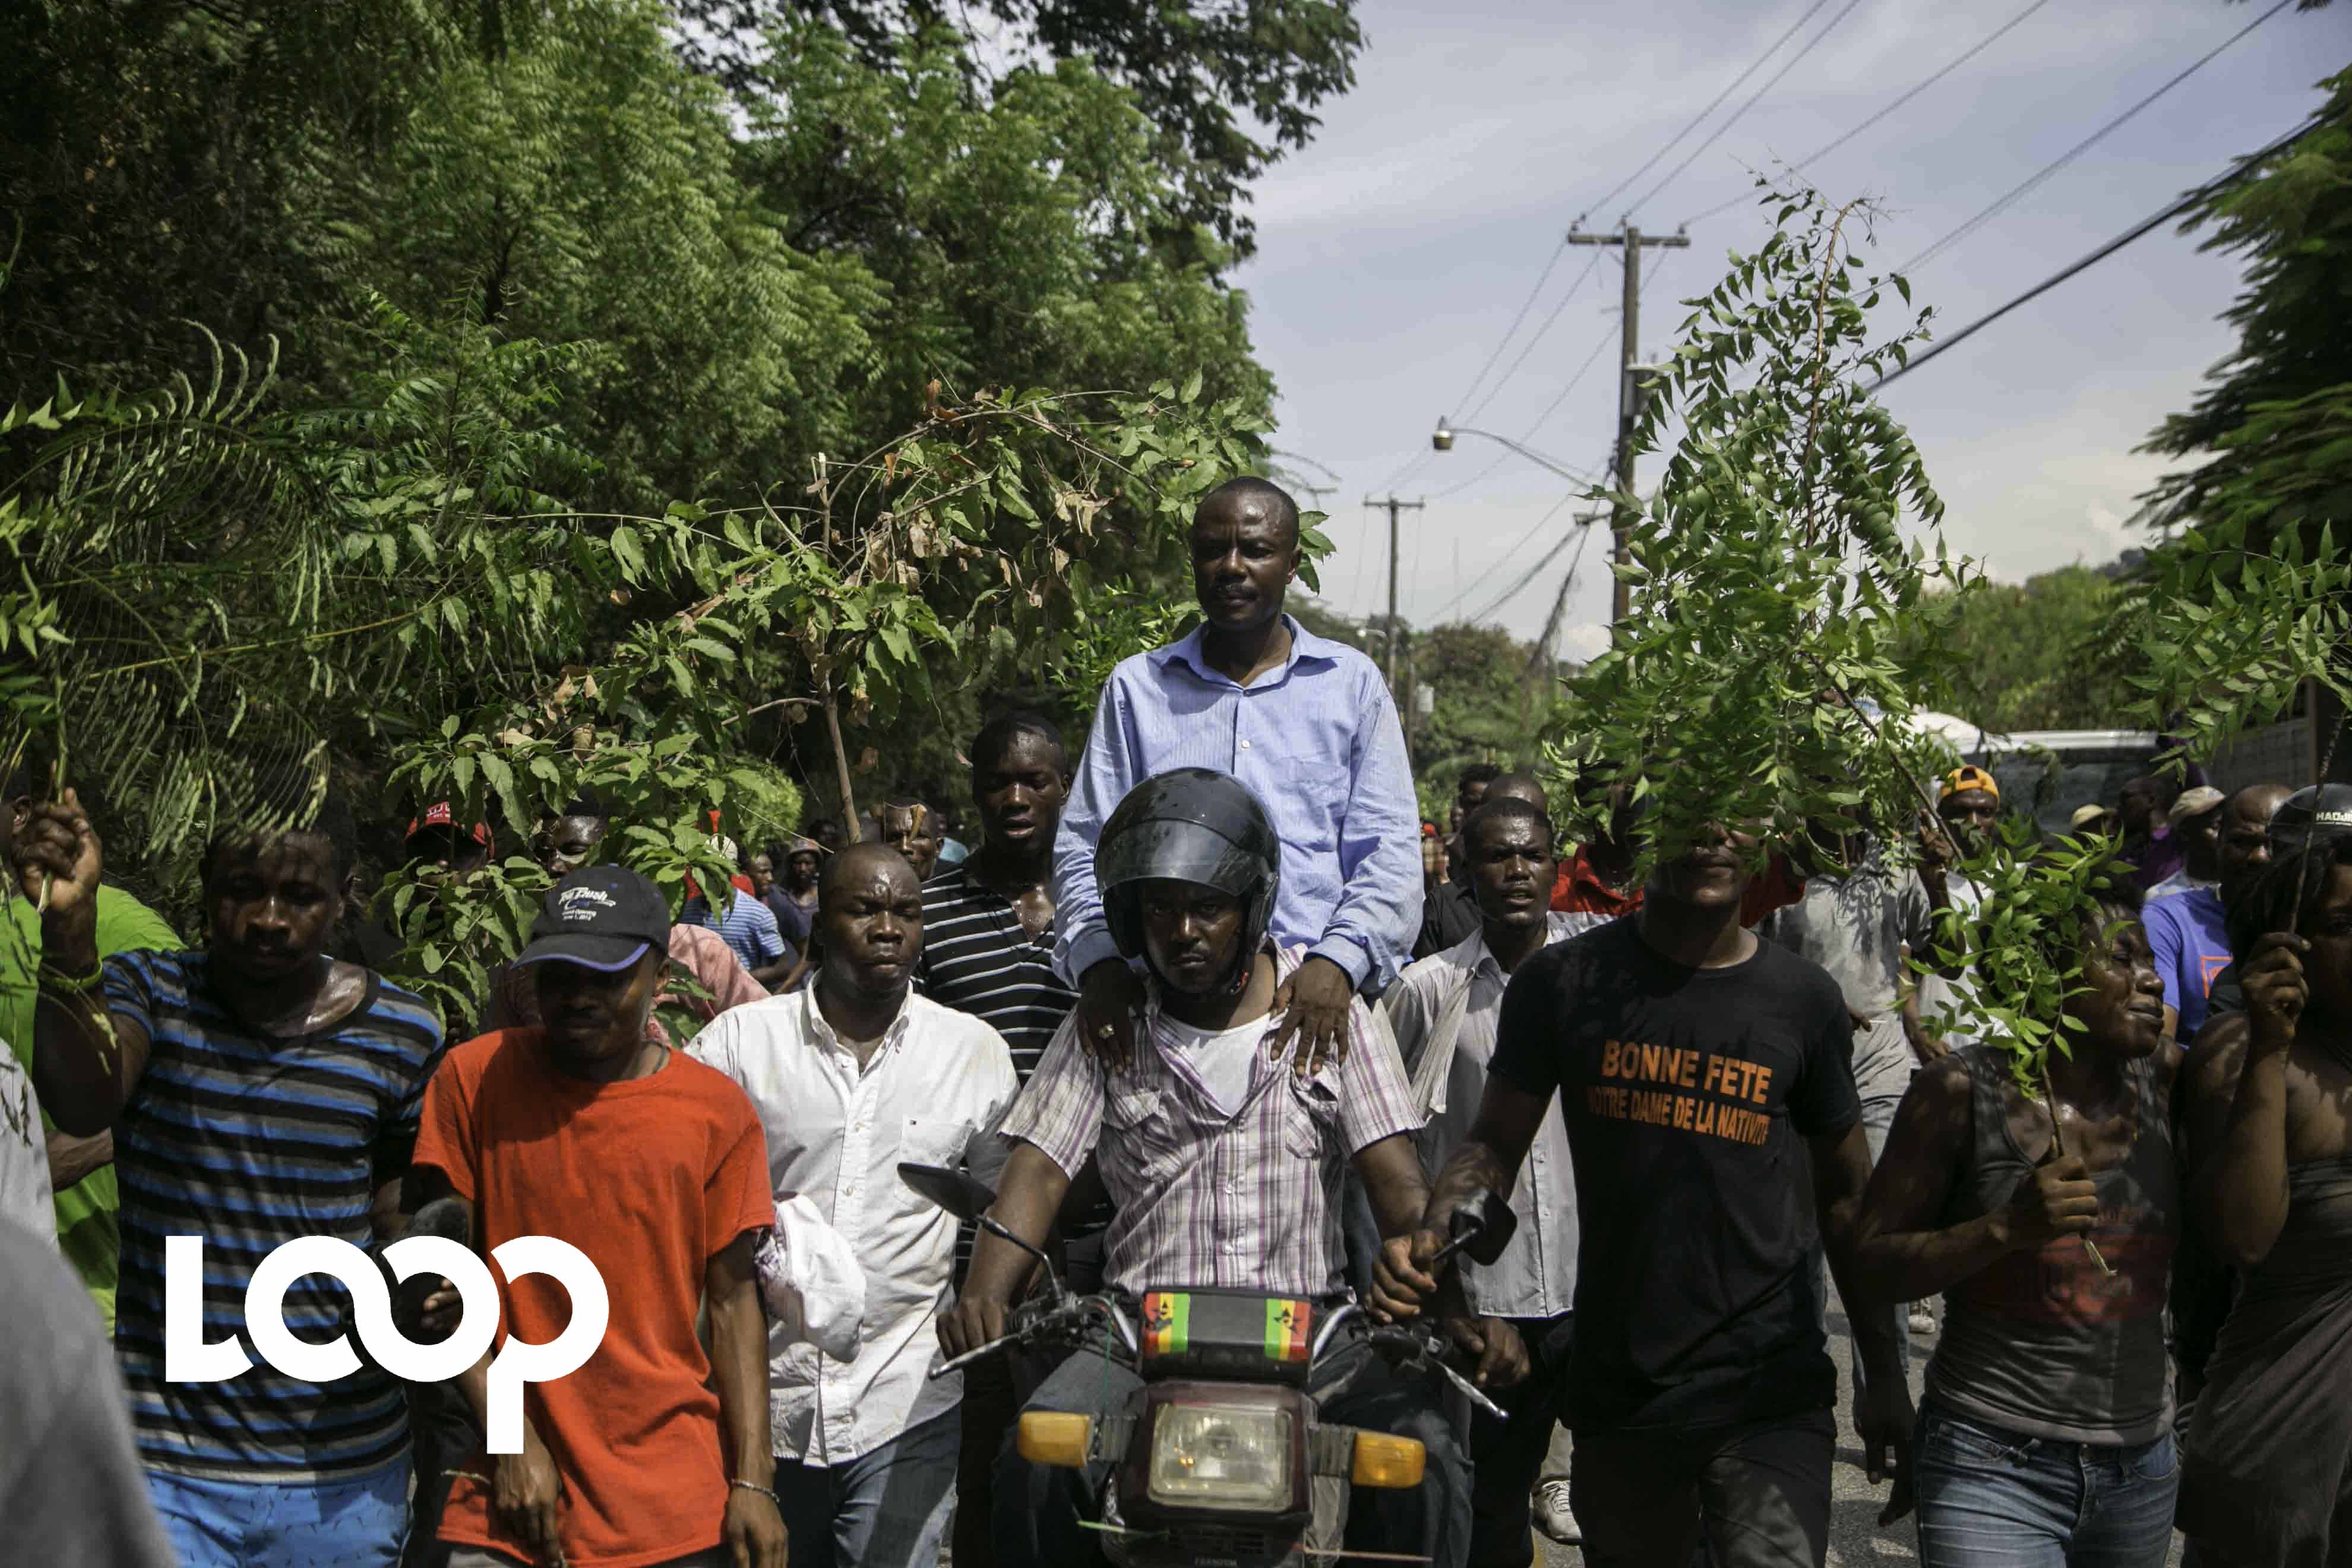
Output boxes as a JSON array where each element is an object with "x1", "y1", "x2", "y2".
[
  {"x1": 1912, "y1": 1400, "x2": 2178, "y2": 1568},
  {"x1": 773, "y1": 1403, "x2": 960, "y2": 1568}
]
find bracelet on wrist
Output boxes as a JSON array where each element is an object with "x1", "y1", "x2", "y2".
[
  {"x1": 37, "y1": 958, "x2": 105, "y2": 995},
  {"x1": 729, "y1": 1478, "x2": 780, "y2": 1506}
]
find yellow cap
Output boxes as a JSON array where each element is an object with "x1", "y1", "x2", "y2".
[{"x1": 1942, "y1": 764, "x2": 1999, "y2": 802}]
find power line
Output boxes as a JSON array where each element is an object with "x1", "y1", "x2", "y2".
[
  {"x1": 1445, "y1": 239, "x2": 1572, "y2": 426},
  {"x1": 1429, "y1": 498, "x2": 1578, "y2": 623},
  {"x1": 1579, "y1": 0, "x2": 1842, "y2": 223},
  {"x1": 1459, "y1": 250, "x2": 1608, "y2": 423},
  {"x1": 1681, "y1": 0, "x2": 2057, "y2": 227},
  {"x1": 1901, "y1": 0, "x2": 2295, "y2": 273},
  {"x1": 1471, "y1": 514, "x2": 1598, "y2": 627},
  {"x1": 1436, "y1": 323, "x2": 1621, "y2": 499},
  {"x1": 1872, "y1": 112, "x2": 2323, "y2": 393},
  {"x1": 1627, "y1": 0, "x2": 1871, "y2": 217}
]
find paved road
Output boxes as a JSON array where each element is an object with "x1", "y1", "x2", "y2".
[{"x1": 1536, "y1": 1295, "x2": 2186, "y2": 1568}]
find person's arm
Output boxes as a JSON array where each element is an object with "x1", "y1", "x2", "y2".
[
  {"x1": 940, "y1": 1142, "x2": 1074, "y2": 1358},
  {"x1": 708, "y1": 1231, "x2": 788, "y2": 1568},
  {"x1": 15, "y1": 795, "x2": 152, "y2": 1135},
  {"x1": 45, "y1": 1127, "x2": 113, "y2": 1189},
  {"x1": 1269, "y1": 675, "x2": 1423, "y2": 1073},
  {"x1": 1376, "y1": 1076, "x2": 1550, "y2": 1320},
  {"x1": 1810, "y1": 1120, "x2": 1916, "y2": 1517},
  {"x1": 1847, "y1": 1058, "x2": 2097, "y2": 1303},
  {"x1": 2192, "y1": 936, "x2": 2304, "y2": 1270},
  {"x1": 1051, "y1": 675, "x2": 1134, "y2": 989},
  {"x1": 744, "y1": 906, "x2": 792, "y2": 990}
]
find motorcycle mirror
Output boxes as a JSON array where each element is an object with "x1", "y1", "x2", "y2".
[
  {"x1": 1452, "y1": 1189, "x2": 1518, "y2": 1268},
  {"x1": 897, "y1": 1162, "x2": 998, "y2": 1223}
]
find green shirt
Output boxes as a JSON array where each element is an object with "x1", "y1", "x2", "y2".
[{"x1": 4, "y1": 884, "x2": 182, "y2": 1327}]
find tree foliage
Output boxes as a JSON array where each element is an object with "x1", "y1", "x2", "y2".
[
  {"x1": 2142, "y1": 65, "x2": 2352, "y2": 555},
  {"x1": 1542, "y1": 189, "x2": 1970, "y2": 874},
  {"x1": 1887, "y1": 563, "x2": 2140, "y2": 732},
  {"x1": 675, "y1": 0, "x2": 1362, "y2": 258}
]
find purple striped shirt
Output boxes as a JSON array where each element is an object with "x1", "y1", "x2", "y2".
[{"x1": 1002, "y1": 946, "x2": 1422, "y2": 1298}]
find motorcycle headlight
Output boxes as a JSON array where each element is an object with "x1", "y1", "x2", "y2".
[{"x1": 1145, "y1": 1402, "x2": 1294, "y2": 1512}]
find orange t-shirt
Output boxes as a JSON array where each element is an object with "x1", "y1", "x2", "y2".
[{"x1": 414, "y1": 1029, "x2": 773, "y2": 1568}]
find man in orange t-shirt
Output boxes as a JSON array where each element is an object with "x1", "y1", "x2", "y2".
[{"x1": 412, "y1": 866, "x2": 787, "y2": 1568}]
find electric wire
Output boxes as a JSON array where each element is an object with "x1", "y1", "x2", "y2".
[
  {"x1": 1870, "y1": 111, "x2": 2324, "y2": 392},
  {"x1": 1899, "y1": 0, "x2": 2294, "y2": 273},
  {"x1": 1458, "y1": 250, "x2": 1608, "y2": 423},
  {"x1": 1469, "y1": 510, "x2": 1599, "y2": 627},
  {"x1": 1627, "y1": 0, "x2": 1872, "y2": 217},
  {"x1": 1681, "y1": 0, "x2": 2057, "y2": 227},
  {"x1": 1444, "y1": 239, "x2": 1573, "y2": 426},
  {"x1": 1579, "y1": 0, "x2": 1842, "y2": 223},
  {"x1": 1435, "y1": 323, "x2": 1620, "y2": 500}
]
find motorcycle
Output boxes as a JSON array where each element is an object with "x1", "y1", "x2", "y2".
[{"x1": 900, "y1": 1161, "x2": 1518, "y2": 1568}]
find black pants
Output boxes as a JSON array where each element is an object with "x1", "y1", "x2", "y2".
[
  {"x1": 1468, "y1": 1313, "x2": 1575, "y2": 1568},
  {"x1": 1570, "y1": 1408, "x2": 1835, "y2": 1568},
  {"x1": 403, "y1": 1380, "x2": 485, "y2": 1568}
]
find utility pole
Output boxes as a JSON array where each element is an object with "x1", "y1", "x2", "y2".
[
  {"x1": 1363, "y1": 495, "x2": 1425, "y2": 693},
  {"x1": 1567, "y1": 223, "x2": 1687, "y2": 634},
  {"x1": 1521, "y1": 511, "x2": 1606, "y2": 728}
]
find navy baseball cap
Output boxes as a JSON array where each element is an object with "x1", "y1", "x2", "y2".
[
  {"x1": 513, "y1": 865, "x2": 671, "y2": 971},
  {"x1": 2270, "y1": 784, "x2": 2352, "y2": 859}
]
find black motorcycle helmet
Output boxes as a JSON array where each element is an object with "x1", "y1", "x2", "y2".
[{"x1": 1099, "y1": 769, "x2": 1282, "y2": 977}]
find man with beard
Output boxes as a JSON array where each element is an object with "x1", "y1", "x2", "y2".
[
  {"x1": 1382, "y1": 827, "x2": 1910, "y2": 1568},
  {"x1": 17, "y1": 790, "x2": 444, "y2": 1568},
  {"x1": 952, "y1": 769, "x2": 1489, "y2": 1568},
  {"x1": 692, "y1": 844, "x2": 1019, "y2": 1568},
  {"x1": 1054, "y1": 478, "x2": 1421, "y2": 1074}
]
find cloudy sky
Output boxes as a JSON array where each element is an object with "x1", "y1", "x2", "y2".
[{"x1": 1240, "y1": 0, "x2": 2349, "y2": 662}]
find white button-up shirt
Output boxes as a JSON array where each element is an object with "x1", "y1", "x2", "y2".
[
  {"x1": 689, "y1": 987, "x2": 1018, "y2": 1464},
  {"x1": 1379, "y1": 918, "x2": 1578, "y2": 1320}
]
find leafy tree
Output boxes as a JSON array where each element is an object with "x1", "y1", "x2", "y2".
[
  {"x1": 1889, "y1": 563, "x2": 2139, "y2": 732},
  {"x1": 675, "y1": 0, "x2": 1362, "y2": 259},
  {"x1": 2142, "y1": 65, "x2": 2352, "y2": 554}
]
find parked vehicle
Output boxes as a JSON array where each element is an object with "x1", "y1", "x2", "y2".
[{"x1": 901, "y1": 1162, "x2": 1512, "y2": 1568}]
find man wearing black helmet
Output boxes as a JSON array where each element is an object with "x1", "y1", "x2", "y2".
[{"x1": 947, "y1": 769, "x2": 1500, "y2": 1568}]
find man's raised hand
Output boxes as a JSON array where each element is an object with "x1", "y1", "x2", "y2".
[
  {"x1": 1370, "y1": 1229, "x2": 1444, "y2": 1323},
  {"x1": 10, "y1": 789, "x2": 103, "y2": 929}
]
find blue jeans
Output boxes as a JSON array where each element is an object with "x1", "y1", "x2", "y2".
[
  {"x1": 772, "y1": 1403, "x2": 960, "y2": 1568},
  {"x1": 147, "y1": 1455, "x2": 411, "y2": 1568},
  {"x1": 1912, "y1": 1401, "x2": 2178, "y2": 1568}
]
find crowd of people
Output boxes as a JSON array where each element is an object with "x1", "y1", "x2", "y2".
[{"x1": 1, "y1": 473, "x2": 2348, "y2": 1568}]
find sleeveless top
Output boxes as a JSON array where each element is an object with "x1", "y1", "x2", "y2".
[
  {"x1": 2178, "y1": 1158, "x2": 2352, "y2": 1565},
  {"x1": 1923, "y1": 1045, "x2": 2179, "y2": 1444}
]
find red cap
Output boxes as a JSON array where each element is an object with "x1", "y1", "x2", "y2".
[{"x1": 407, "y1": 802, "x2": 494, "y2": 850}]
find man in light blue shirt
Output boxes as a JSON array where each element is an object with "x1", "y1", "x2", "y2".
[{"x1": 1052, "y1": 476, "x2": 1422, "y2": 1068}]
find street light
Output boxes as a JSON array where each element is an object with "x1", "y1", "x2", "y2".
[{"x1": 1428, "y1": 419, "x2": 1598, "y2": 488}]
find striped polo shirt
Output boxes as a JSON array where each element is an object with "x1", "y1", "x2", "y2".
[
  {"x1": 103, "y1": 950, "x2": 445, "y2": 1480},
  {"x1": 914, "y1": 861, "x2": 1078, "y2": 1083}
]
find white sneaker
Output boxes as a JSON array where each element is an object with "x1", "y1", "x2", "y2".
[
  {"x1": 1534, "y1": 1479, "x2": 1581, "y2": 1545},
  {"x1": 1908, "y1": 1302, "x2": 1938, "y2": 1336}
]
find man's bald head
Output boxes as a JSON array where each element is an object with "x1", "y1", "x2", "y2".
[
  {"x1": 820, "y1": 842, "x2": 918, "y2": 912},
  {"x1": 1196, "y1": 476, "x2": 1301, "y2": 549},
  {"x1": 2220, "y1": 782, "x2": 2296, "y2": 899},
  {"x1": 1486, "y1": 772, "x2": 1551, "y2": 815}
]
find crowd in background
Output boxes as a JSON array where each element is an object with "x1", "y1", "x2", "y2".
[{"x1": 2, "y1": 475, "x2": 2348, "y2": 1568}]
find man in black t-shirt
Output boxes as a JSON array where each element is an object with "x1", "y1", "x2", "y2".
[{"x1": 1374, "y1": 827, "x2": 1910, "y2": 1568}]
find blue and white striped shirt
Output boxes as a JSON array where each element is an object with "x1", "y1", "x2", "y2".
[
  {"x1": 1051, "y1": 615, "x2": 1423, "y2": 992},
  {"x1": 103, "y1": 950, "x2": 445, "y2": 1479},
  {"x1": 683, "y1": 889, "x2": 788, "y2": 975}
]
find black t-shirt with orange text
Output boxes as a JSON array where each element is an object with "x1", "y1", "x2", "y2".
[{"x1": 1489, "y1": 916, "x2": 1861, "y2": 1433}]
